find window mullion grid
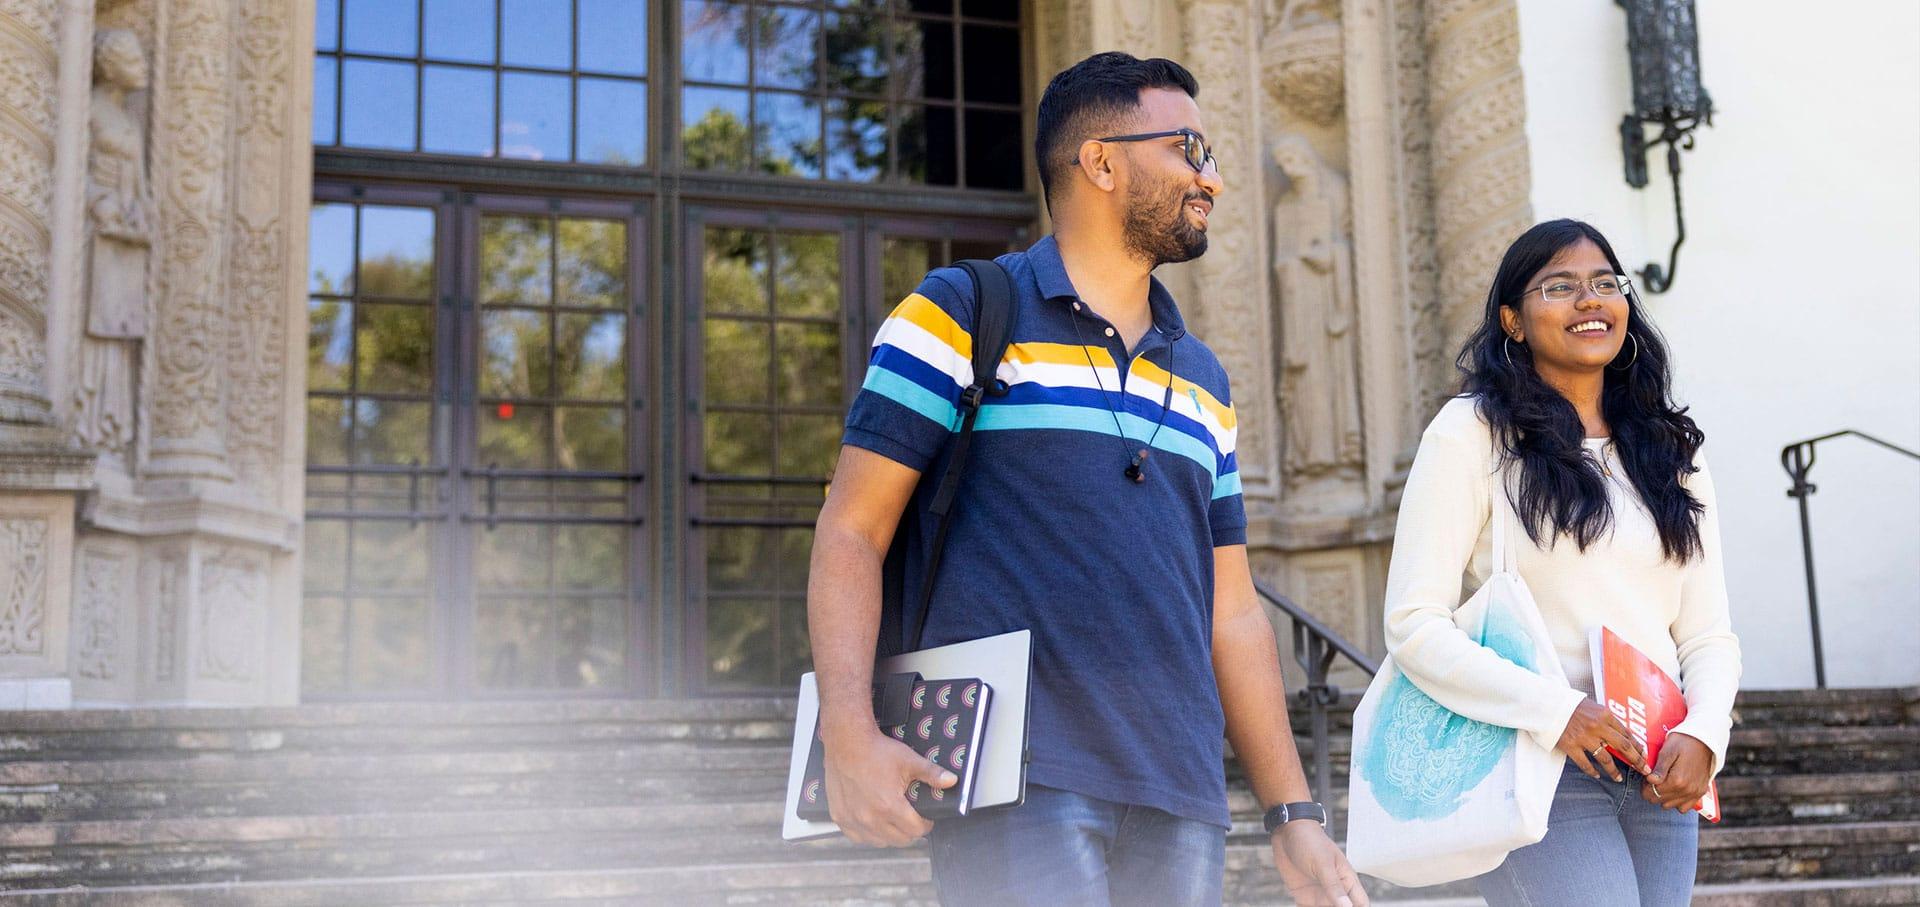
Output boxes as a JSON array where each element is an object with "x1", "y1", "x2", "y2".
[
  {"x1": 763, "y1": 229, "x2": 780, "y2": 504},
  {"x1": 816, "y1": 3, "x2": 826, "y2": 181},
  {"x1": 569, "y1": 0, "x2": 581, "y2": 162},
  {"x1": 492, "y1": 0, "x2": 505, "y2": 158},
  {"x1": 746, "y1": 1, "x2": 759, "y2": 173},
  {"x1": 547, "y1": 214, "x2": 562, "y2": 529},
  {"x1": 414, "y1": 0, "x2": 426, "y2": 152},
  {"x1": 950, "y1": 0, "x2": 964, "y2": 187}
]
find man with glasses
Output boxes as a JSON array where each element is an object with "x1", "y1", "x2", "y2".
[{"x1": 808, "y1": 52, "x2": 1367, "y2": 906}]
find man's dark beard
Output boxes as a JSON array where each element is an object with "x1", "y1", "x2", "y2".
[{"x1": 1123, "y1": 185, "x2": 1210, "y2": 266}]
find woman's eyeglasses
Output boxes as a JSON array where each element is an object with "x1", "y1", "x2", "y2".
[
  {"x1": 1095, "y1": 128, "x2": 1219, "y2": 174},
  {"x1": 1521, "y1": 276, "x2": 1632, "y2": 303}
]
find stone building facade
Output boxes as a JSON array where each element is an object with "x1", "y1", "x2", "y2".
[{"x1": 0, "y1": 0, "x2": 1540, "y2": 705}]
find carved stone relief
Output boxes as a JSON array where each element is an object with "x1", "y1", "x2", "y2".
[
  {"x1": 1263, "y1": 0, "x2": 1345, "y2": 127},
  {"x1": 73, "y1": 29, "x2": 154, "y2": 468},
  {"x1": 0, "y1": 0, "x2": 59, "y2": 426},
  {"x1": 146, "y1": 545, "x2": 185, "y2": 682},
  {"x1": 1271, "y1": 135, "x2": 1365, "y2": 491},
  {"x1": 72, "y1": 543, "x2": 127, "y2": 680},
  {"x1": 1390, "y1": 0, "x2": 1446, "y2": 421},
  {"x1": 0, "y1": 517, "x2": 48, "y2": 656},
  {"x1": 1300, "y1": 562, "x2": 1360, "y2": 641},
  {"x1": 222, "y1": 0, "x2": 295, "y2": 499},
  {"x1": 147, "y1": 0, "x2": 235, "y2": 479},
  {"x1": 196, "y1": 546, "x2": 263, "y2": 682}
]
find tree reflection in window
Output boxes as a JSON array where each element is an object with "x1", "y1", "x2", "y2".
[
  {"x1": 700, "y1": 224, "x2": 841, "y2": 689},
  {"x1": 680, "y1": 0, "x2": 1020, "y2": 187}
]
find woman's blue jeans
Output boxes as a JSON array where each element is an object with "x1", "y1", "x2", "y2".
[
  {"x1": 928, "y1": 784, "x2": 1226, "y2": 906},
  {"x1": 1476, "y1": 761, "x2": 1702, "y2": 907}
]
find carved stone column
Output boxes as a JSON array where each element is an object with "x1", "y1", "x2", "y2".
[
  {"x1": 145, "y1": 0, "x2": 234, "y2": 481},
  {"x1": 0, "y1": 0, "x2": 60, "y2": 428},
  {"x1": 1180, "y1": 0, "x2": 1280, "y2": 510},
  {"x1": 1424, "y1": 0, "x2": 1531, "y2": 395}
]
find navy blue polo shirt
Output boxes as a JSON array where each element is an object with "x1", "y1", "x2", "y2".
[{"x1": 842, "y1": 234, "x2": 1245, "y2": 828}]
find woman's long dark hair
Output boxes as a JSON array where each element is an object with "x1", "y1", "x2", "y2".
[{"x1": 1457, "y1": 219, "x2": 1706, "y2": 562}]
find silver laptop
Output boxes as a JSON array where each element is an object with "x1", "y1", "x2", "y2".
[{"x1": 782, "y1": 629, "x2": 1032, "y2": 841}]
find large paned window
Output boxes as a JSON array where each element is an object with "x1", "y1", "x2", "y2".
[
  {"x1": 307, "y1": 0, "x2": 1030, "y2": 699},
  {"x1": 314, "y1": 0, "x2": 649, "y2": 162}
]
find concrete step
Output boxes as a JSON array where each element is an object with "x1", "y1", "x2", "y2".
[
  {"x1": 1726, "y1": 687, "x2": 1920, "y2": 730},
  {"x1": 1722, "y1": 726, "x2": 1920, "y2": 775},
  {"x1": 1693, "y1": 875, "x2": 1920, "y2": 906},
  {"x1": 0, "y1": 745, "x2": 793, "y2": 822},
  {"x1": 1711, "y1": 771, "x2": 1920, "y2": 826},
  {"x1": 0, "y1": 801, "x2": 804, "y2": 878},
  {"x1": 1696, "y1": 821, "x2": 1920, "y2": 885},
  {"x1": 0, "y1": 856, "x2": 937, "y2": 906},
  {"x1": 11, "y1": 753, "x2": 1909, "y2": 831},
  {"x1": 0, "y1": 845, "x2": 1483, "y2": 906},
  {"x1": 8, "y1": 857, "x2": 1914, "y2": 906},
  {"x1": 3, "y1": 792, "x2": 1909, "y2": 890}
]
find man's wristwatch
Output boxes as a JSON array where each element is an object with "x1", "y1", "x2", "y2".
[{"x1": 1262, "y1": 801, "x2": 1329, "y2": 833}]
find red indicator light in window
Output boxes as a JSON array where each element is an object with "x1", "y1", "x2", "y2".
[{"x1": 496, "y1": 403, "x2": 515, "y2": 420}]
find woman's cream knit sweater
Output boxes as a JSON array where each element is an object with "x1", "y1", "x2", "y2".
[{"x1": 1383, "y1": 396, "x2": 1744, "y2": 772}]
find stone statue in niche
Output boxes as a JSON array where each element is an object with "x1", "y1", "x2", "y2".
[
  {"x1": 1271, "y1": 135, "x2": 1364, "y2": 485},
  {"x1": 74, "y1": 28, "x2": 153, "y2": 465}
]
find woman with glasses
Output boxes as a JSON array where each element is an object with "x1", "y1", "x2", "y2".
[{"x1": 1379, "y1": 219, "x2": 1742, "y2": 906}]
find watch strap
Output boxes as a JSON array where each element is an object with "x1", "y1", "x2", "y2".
[{"x1": 1262, "y1": 801, "x2": 1328, "y2": 833}]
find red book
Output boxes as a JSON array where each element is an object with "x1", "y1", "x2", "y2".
[{"x1": 1588, "y1": 626, "x2": 1722, "y2": 822}]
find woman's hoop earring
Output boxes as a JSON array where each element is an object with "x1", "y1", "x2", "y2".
[
  {"x1": 1610, "y1": 333, "x2": 1639, "y2": 371},
  {"x1": 1503, "y1": 336, "x2": 1520, "y2": 369}
]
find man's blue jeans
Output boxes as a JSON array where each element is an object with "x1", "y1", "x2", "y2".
[
  {"x1": 1476, "y1": 761, "x2": 1701, "y2": 907},
  {"x1": 928, "y1": 784, "x2": 1226, "y2": 906}
]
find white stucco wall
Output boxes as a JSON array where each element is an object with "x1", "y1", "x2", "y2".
[{"x1": 1514, "y1": 0, "x2": 1920, "y2": 688}]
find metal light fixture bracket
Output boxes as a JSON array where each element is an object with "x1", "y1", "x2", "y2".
[{"x1": 1617, "y1": 0, "x2": 1713, "y2": 294}]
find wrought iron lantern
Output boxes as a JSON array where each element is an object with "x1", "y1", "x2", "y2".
[{"x1": 1618, "y1": 0, "x2": 1712, "y2": 294}]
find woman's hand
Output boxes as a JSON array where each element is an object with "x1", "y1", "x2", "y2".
[
  {"x1": 1644, "y1": 732, "x2": 1715, "y2": 812},
  {"x1": 1555, "y1": 700, "x2": 1651, "y2": 782}
]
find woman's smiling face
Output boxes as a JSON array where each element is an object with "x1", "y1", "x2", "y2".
[{"x1": 1502, "y1": 239, "x2": 1631, "y2": 374}]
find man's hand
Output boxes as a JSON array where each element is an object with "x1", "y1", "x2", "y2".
[
  {"x1": 821, "y1": 725, "x2": 957, "y2": 847},
  {"x1": 1273, "y1": 822, "x2": 1369, "y2": 907},
  {"x1": 1643, "y1": 732, "x2": 1714, "y2": 813}
]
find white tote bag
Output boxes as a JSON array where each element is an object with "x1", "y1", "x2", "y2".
[{"x1": 1344, "y1": 470, "x2": 1568, "y2": 888}]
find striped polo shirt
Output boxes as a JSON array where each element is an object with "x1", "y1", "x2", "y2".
[{"x1": 842, "y1": 234, "x2": 1245, "y2": 828}]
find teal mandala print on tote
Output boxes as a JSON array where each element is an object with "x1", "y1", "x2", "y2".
[{"x1": 1361, "y1": 597, "x2": 1540, "y2": 821}]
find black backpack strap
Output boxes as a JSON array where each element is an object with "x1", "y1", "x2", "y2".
[{"x1": 901, "y1": 259, "x2": 1017, "y2": 653}]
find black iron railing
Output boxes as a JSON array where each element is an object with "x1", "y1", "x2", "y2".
[
  {"x1": 1781, "y1": 430, "x2": 1920, "y2": 689},
  {"x1": 1252, "y1": 579, "x2": 1379, "y2": 813}
]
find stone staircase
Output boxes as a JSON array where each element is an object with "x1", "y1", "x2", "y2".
[{"x1": 0, "y1": 687, "x2": 1911, "y2": 905}]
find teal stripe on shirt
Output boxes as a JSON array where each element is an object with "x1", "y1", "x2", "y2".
[
  {"x1": 975, "y1": 403, "x2": 1220, "y2": 482},
  {"x1": 862, "y1": 365, "x2": 959, "y2": 431},
  {"x1": 1211, "y1": 470, "x2": 1241, "y2": 500}
]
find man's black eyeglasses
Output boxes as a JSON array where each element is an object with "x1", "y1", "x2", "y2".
[{"x1": 1095, "y1": 128, "x2": 1219, "y2": 174}]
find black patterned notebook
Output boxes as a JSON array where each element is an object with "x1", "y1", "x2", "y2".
[{"x1": 796, "y1": 677, "x2": 992, "y2": 820}]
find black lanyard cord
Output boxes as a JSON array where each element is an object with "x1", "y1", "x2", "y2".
[{"x1": 1068, "y1": 313, "x2": 1176, "y2": 483}]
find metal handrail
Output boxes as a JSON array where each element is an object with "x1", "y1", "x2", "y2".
[
  {"x1": 1780, "y1": 429, "x2": 1920, "y2": 689},
  {"x1": 1252, "y1": 578, "x2": 1378, "y2": 817}
]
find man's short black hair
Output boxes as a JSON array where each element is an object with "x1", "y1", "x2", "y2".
[{"x1": 1034, "y1": 52, "x2": 1200, "y2": 206}]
